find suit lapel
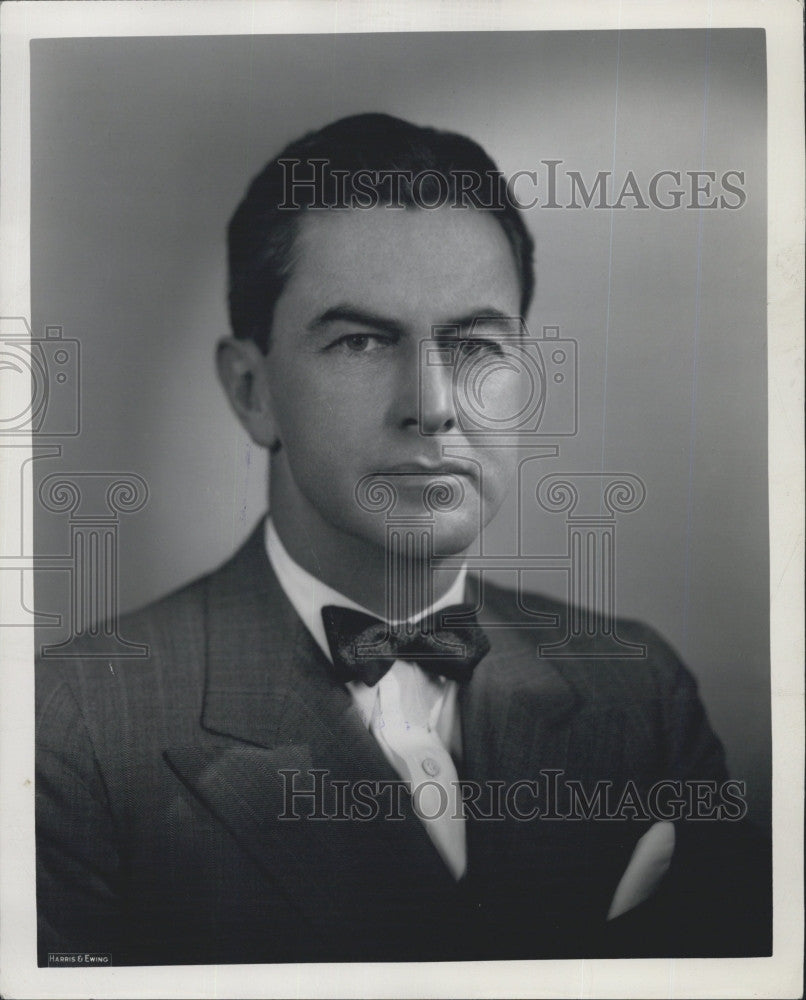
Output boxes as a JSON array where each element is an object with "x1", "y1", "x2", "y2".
[
  {"x1": 458, "y1": 578, "x2": 651, "y2": 939},
  {"x1": 164, "y1": 524, "x2": 459, "y2": 950},
  {"x1": 160, "y1": 535, "x2": 644, "y2": 954},
  {"x1": 191, "y1": 531, "x2": 583, "y2": 784},
  {"x1": 459, "y1": 574, "x2": 581, "y2": 782}
]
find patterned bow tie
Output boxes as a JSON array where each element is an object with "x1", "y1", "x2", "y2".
[{"x1": 321, "y1": 603, "x2": 491, "y2": 687}]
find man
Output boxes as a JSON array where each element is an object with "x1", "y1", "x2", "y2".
[{"x1": 36, "y1": 113, "x2": 770, "y2": 966}]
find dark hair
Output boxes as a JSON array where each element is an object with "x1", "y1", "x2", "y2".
[{"x1": 227, "y1": 113, "x2": 535, "y2": 352}]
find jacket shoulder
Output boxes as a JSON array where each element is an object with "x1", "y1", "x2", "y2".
[
  {"x1": 477, "y1": 574, "x2": 697, "y2": 696},
  {"x1": 34, "y1": 526, "x2": 267, "y2": 720}
]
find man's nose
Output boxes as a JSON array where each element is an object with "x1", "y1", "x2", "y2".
[
  {"x1": 413, "y1": 347, "x2": 458, "y2": 435},
  {"x1": 395, "y1": 341, "x2": 458, "y2": 435}
]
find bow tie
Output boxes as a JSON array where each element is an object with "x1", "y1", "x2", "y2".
[{"x1": 321, "y1": 603, "x2": 491, "y2": 687}]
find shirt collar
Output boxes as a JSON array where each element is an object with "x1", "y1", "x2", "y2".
[{"x1": 264, "y1": 517, "x2": 467, "y2": 663}]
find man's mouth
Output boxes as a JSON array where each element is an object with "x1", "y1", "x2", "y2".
[{"x1": 378, "y1": 459, "x2": 477, "y2": 479}]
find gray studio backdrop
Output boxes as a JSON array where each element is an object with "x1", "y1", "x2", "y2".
[{"x1": 31, "y1": 31, "x2": 769, "y2": 823}]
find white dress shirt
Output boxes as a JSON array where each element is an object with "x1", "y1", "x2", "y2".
[
  {"x1": 265, "y1": 518, "x2": 468, "y2": 879},
  {"x1": 264, "y1": 519, "x2": 675, "y2": 908}
]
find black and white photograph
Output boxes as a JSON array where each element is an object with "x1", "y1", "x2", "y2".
[{"x1": 0, "y1": 2, "x2": 802, "y2": 998}]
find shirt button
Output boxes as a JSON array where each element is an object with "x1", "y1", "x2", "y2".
[{"x1": 422, "y1": 756, "x2": 441, "y2": 777}]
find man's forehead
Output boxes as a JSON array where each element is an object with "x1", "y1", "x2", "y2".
[
  {"x1": 292, "y1": 202, "x2": 512, "y2": 254},
  {"x1": 281, "y1": 205, "x2": 521, "y2": 319}
]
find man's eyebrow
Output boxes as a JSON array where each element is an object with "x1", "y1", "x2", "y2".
[
  {"x1": 307, "y1": 305, "x2": 406, "y2": 336},
  {"x1": 307, "y1": 305, "x2": 519, "y2": 337},
  {"x1": 435, "y1": 308, "x2": 520, "y2": 333}
]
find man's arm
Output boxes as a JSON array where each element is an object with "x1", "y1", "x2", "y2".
[{"x1": 606, "y1": 627, "x2": 772, "y2": 956}]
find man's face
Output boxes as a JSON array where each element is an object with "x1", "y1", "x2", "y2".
[{"x1": 262, "y1": 205, "x2": 524, "y2": 556}]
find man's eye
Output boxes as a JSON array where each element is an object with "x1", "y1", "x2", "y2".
[{"x1": 331, "y1": 333, "x2": 389, "y2": 353}]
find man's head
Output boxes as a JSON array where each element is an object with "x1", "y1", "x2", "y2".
[
  {"x1": 226, "y1": 113, "x2": 535, "y2": 353},
  {"x1": 217, "y1": 113, "x2": 536, "y2": 578}
]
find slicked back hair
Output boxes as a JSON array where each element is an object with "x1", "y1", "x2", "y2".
[{"x1": 227, "y1": 113, "x2": 535, "y2": 352}]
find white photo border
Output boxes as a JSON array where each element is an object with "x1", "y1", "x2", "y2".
[{"x1": 1, "y1": 2, "x2": 802, "y2": 998}]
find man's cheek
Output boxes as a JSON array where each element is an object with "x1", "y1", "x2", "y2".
[
  {"x1": 475, "y1": 449, "x2": 516, "y2": 482},
  {"x1": 479, "y1": 455, "x2": 517, "y2": 508}
]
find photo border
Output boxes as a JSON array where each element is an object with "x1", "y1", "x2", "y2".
[{"x1": 1, "y1": 2, "x2": 802, "y2": 997}]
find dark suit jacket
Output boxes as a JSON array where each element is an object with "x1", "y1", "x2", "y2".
[{"x1": 36, "y1": 522, "x2": 770, "y2": 966}]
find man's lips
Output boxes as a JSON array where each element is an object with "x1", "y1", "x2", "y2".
[
  {"x1": 375, "y1": 459, "x2": 477, "y2": 479},
  {"x1": 355, "y1": 463, "x2": 478, "y2": 516}
]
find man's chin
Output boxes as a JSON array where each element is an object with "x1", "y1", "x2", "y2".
[
  {"x1": 339, "y1": 508, "x2": 480, "y2": 560},
  {"x1": 388, "y1": 511, "x2": 481, "y2": 558}
]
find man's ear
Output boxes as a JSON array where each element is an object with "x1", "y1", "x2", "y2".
[{"x1": 215, "y1": 337, "x2": 280, "y2": 450}]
